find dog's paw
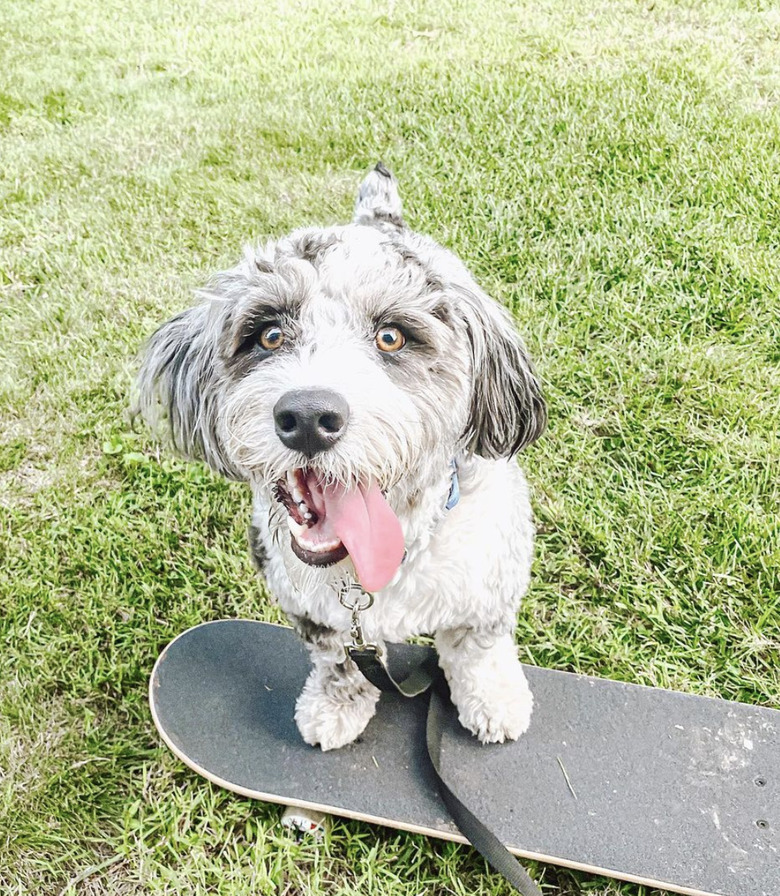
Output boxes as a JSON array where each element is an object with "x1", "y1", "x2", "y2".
[
  {"x1": 459, "y1": 683, "x2": 534, "y2": 744},
  {"x1": 451, "y1": 660, "x2": 534, "y2": 744},
  {"x1": 294, "y1": 670, "x2": 379, "y2": 751}
]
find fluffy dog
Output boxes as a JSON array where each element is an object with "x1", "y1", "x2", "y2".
[{"x1": 137, "y1": 164, "x2": 546, "y2": 750}]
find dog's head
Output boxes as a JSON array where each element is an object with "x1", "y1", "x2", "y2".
[{"x1": 137, "y1": 165, "x2": 545, "y2": 590}]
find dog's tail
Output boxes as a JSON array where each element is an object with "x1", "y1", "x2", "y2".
[{"x1": 353, "y1": 162, "x2": 404, "y2": 232}]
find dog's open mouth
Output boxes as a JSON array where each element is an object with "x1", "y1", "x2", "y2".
[
  {"x1": 274, "y1": 470, "x2": 349, "y2": 567},
  {"x1": 273, "y1": 468, "x2": 405, "y2": 593}
]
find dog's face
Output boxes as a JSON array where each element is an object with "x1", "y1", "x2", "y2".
[
  {"x1": 221, "y1": 226, "x2": 470, "y2": 492},
  {"x1": 138, "y1": 169, "x2": 545, "y2": 591}
]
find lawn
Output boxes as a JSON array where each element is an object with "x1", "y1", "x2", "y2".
[{"x1": 1, "y1": 0, "x2": 779, "y2": 893}]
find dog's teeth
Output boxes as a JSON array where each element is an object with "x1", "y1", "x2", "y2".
[
  {"x1": 303, "y1": 511, "x2": 313, "y2": 520},
  {"x1": 292, "y1": 486, "x2": 304, "y2": 504}
]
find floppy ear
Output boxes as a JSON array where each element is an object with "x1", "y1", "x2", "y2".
[
  {"x1": 456, "y1": 286, "x2": 546, "y2": 459},
  {"x1": 135, "y1": 300, "x2": 244, "y2": 480}
]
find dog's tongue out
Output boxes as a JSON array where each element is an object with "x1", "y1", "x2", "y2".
[{"x1": 310, "y1": 474, "x2": 404, "y2": 592}]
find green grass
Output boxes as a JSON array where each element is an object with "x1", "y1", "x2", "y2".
[{"x1": 2, "y1": 0, "x2": 779, "y2": 892}]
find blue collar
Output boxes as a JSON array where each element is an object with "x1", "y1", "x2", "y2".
[
  {"x1": 445, "y1": 460, "x2": 460, "y2": 511},
  {"x1": 400, "y1": 461, "x2": 459, "y2": 566}
]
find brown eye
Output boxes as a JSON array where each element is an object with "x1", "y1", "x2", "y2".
[
  {"x1": 259, "y1": 324, "x2": 284, "y2": 351},
  {"x1": 375, "y1": 325, "x2": 406, "y2": 353}
]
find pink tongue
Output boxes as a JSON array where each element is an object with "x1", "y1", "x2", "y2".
[{"x1": 320, "y1": 480, "x2": 405, "y2": 592}]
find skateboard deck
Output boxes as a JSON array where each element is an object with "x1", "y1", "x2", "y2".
[{"x1": 150, "y1": 620, "x2": 779, "y2": 896}]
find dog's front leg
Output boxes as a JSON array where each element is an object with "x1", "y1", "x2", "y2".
[
  {"x1": 291, "y1": 619, "x2": 380, "y2": 751},
  {"x1": 435, "y1": 628, "x2": 533, "y2": 744}
]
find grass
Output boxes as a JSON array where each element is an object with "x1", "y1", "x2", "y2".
[{"x1": 1, "y1": 0, "x2": 779, "y2": 892}]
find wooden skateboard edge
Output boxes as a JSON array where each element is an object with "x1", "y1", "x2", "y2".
[{"x1": 149, "y1": 621, "x2": 728, "y2": 896}]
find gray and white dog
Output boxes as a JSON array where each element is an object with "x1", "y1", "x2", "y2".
[{"x1": 138, "y1": 164, "x2": 546, "y2": 750}]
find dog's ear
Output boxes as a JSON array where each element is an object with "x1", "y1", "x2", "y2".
[
  {"x1": 135, "y1": 301, "x2": 244, "y2": 480},
  {"x1": 353, "y1": 162, "x2": 404, "y2": 232},
  {"x1": 456, "y1": 286, "x2": 546, "y2": 459}
]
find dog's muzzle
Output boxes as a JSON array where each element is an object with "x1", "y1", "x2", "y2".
[{"x1": 273, "y1": 389, "x2": 350, "y2": 458}]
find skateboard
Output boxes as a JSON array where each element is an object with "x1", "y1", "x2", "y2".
[{"x1": 150, "y1": 620, "x2": 779, "y2": 896}]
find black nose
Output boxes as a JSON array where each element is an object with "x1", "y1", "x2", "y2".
[{"x1": 273, "y1": 389, "x2": 350, "y2": 457}]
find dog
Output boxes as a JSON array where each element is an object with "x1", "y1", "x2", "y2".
[{"x1": 137, "y1": 164, "x2": 546, "y2": 751}]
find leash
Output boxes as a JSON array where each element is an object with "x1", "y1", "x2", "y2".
[{"x1": 340, "y1": 583, "x2": 543, "y2": 896}]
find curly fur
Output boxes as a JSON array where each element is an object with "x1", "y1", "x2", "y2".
[{"x1": 137, "y1": 164, "x2": 546, "y2": 749}]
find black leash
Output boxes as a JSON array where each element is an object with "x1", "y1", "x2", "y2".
[{"x1": 347, "y1": 643, "x2": 543, "y2": 896}]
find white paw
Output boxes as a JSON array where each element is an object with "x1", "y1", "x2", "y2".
[
  {"x1": 453, "y1": 664, "x2": 534, "y2": 744},
  {"x1": 294, "y1": 670, "x2": 379, "y2": 751}
]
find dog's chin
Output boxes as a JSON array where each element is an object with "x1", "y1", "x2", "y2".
[{"x1": 289, "y1": 534, "x2": 349, "y2": 567}]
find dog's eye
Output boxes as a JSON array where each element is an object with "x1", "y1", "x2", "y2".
[
  {"x1": 375, "y1": 326, "x2": 406, "y2": 353},
  {"x1": 259, "y1": 324, "x2": 285, "y2": 351}
]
